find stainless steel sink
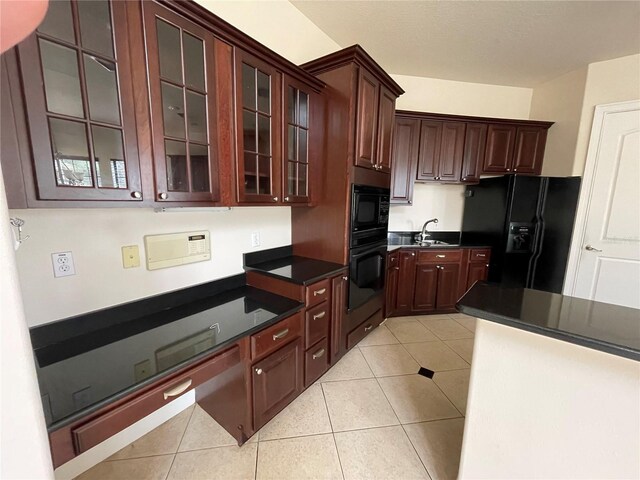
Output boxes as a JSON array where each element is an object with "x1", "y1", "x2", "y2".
[{"x1": 414, "y1": 240, "x2": 450, "y2": 247}]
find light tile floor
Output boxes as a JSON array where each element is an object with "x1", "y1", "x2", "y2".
[{"x1": 76, "y1": 313, "x2": 476, "y2": 480}]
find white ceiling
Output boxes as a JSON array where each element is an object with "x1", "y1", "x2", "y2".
[{"x1": 291, "y1": 1, "x2": 640, "y2": 88}]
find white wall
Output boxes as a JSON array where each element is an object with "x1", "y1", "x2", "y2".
[
  {"x1": 573, "y1": 54, "x2": 640, "y2": 176},
  {"x1": 13, "y1": 207, "x2": 291, "y2": 326},
  {"x1": 0, "y1": 167, "x2": 53, "y2": 479},
  {"x1": 460, "y1": 320, "x2": 640, "y2": 478},
  {"x1": 530, "y1": 67, "x2": 588, "y2": 177},
  {"x1": 389, "y1": 73, "x2": 533, "y2": 232}
]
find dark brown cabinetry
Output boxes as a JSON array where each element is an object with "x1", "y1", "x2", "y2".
[
  {"x1": 235, "y1": 50, "x2": 282, "y2": 204},
  {"x1": 17, "y1": 0, "x2": 142, "y2": 202},
  {"x1": 389, "y1": 111, "x2": 553, "y2": 202},
  {"x1": 386, "y1": 247, "x2": 491, "y2": 316},
  {"x1": 416, "y1": 120, "x2": 466, "y2": 182},
  {"x1": 330, "y1": 274, "x2": 348, "y2": 364},
  {"x1": 390, "y1": 117, "x2": 419, "y2": 204},
  {"x1": 143, "y1": 1, "x2": 220, "y2": 202},
  {"x1": 1, "y1": 0, "x2": 324, "y2": 208},
  {"x1": 376, "y1": 86, "x2": 396, "y2": 173},
  {"x1": 252, "y1": 337, "x2": 303, "y2": 430},
  {"x1": 385, "y1": 250, "x2": 400, "y2": 316},
  {"x1": 482, "y1": 124, "x2": 548, "y2": 175},
  {"x1": 460, "y1": 123, "x2": 487, "y2": 183}
]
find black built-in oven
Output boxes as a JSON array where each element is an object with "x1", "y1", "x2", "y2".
[
  {"x1": 348, "y1": 185, "x2": 390, "y2": 310},
  {"x1": 348, "y1": 240, "x2": 387, "y2": 311}
]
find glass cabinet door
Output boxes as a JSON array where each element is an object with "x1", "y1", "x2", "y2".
[
  {"x1": 143, "y1": 2, "x2": 218, "y2": 202},
  {"x1": 283, "y1": 76, "x2": 312, "y2": 204},
  {"x1": 18, "y1": 0, "x2": 142, "y2": 201},
  {"x1": 235, "y1": 50, "x2": 281, "y2": 203}
]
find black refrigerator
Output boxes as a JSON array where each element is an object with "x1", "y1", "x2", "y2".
[{"x1": 460, "y1": 176, "x2": 581, "y2": 294}]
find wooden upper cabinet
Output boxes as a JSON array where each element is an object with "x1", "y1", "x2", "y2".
[
  {"x1": 460, "y1": 122, "x2": 487, "y2": 183},
  {"x1": 143, "y1": 1, "x2": 219, "y2": 203},
  {"x1": 390, "y1": 117, "x2": 420, "y2": 204},
  {"x1": 513, "y1": 126, "x2": 547, "y2": 175},
  {"x1": 283, "y1": 75, "x2": 312, "y2": 204},
  {"x1": 17, "y1": 0, "x2": 142, "y2": 201},
  {"x1": 482, "y1": 124, "x2": 517, "y2": 173},
  {"x1": 416, "y1": 120, "x2": 442, "y2": 181},
  {"x1": 355, "y1": 69, "x2": 380, "y2": 170},
  {"x1": 376, "y1": 86, "x2": 396, "y2": 173},
  {"x1": 235, "y1": 49, "x2": 282, "y2": 204},
  {"x1": 438, "y1": 122, "x2": 466, "y2": 182}
]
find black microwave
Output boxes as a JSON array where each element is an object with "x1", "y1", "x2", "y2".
[{"x1": 351, "y1": 185, "x2": 390, "y2": 233}]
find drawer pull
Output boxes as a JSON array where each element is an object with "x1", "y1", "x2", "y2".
[
  {"x1": 163, "y1": 378, "x2": 192, "y2": 400},
  {"x1": 476, "y1": 253, "x2": 486, "y2": 257},
  {"x1": 364, "y1": 324, "x2": 373, "y2": 332},
  {"x1": 272, "y1": 328, "x2": 290, "y2": 341},
  {"x1": 312, "y1": 348, "x2": 326, "y2": 360},
  {"x1": 313, "y1": 288, "x2": 327, "y2": 296},
  {"x1": 436, "y1": 254, "x2": 446, "y2": 258},
  {"x1": 313, "y1": 311, "x2": 326, "y2": 320}
]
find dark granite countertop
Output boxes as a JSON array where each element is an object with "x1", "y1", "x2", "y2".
[
  {"x1": 30, "y1": 274, "x2": 303, "y2": 431},
  {"x1": 244, "y1": 246, "x2": 346, "y2": 285},
  {"x1": 457, "y1": 282, "x2": 640, "y2": 361},
  {"x1": 387, "y1": 231, "x2": 491, "y2": 251}
]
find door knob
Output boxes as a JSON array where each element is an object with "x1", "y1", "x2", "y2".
[{"x1": 585, "y1": 245, "x2": 602, "y2": 252}]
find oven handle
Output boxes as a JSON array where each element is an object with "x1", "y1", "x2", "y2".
[{"x1": 350, "y1": 241, "x2": 388, "y2": 259}]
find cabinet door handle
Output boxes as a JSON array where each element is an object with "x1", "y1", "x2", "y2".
[
  {"x1": 255, "y1": 368, "x2": 263, "y2": 375},
  {"x1": 342, "y1": 276, "x2": 348, "y2": 281},
  {"x1": 312, "y1": 348, "x2": 326, "y2": 360},
  {"x1": 476, "y1": 253, "x2": 486, "y2": 257},
  {"x1": 273, "y1": 196, "x2": 279, "y2": 202},
  {"x1": 436, "y1": 265, "x2": 442, "y2": 270},
  {"x1": 313, "y1": 311, "x2": 326, "y2": 320},
  {"x1": 284, "y1": 196, "x2": 290, "y2": 202},
  {"x1": 158, "y1": 192, "x2": 168, "y2": 200},
  {"x1": 272, "y1": 328, "x2": 289, "y2": 341},
  {"x1": 411, "y1": 252, "x2": 415, "y2": 256},
  {"x1": 163, "y1": 378, "x2": 192, "y2": 400},
  {"x1": 436, "y1": 254, "x2": 446, "y2": 258},
  {"x1": 313, "y1": 288, "x2": 327, "y2": 296},
  {"x1": 364, "y1": 324, "x2": 373, "y2": 332},
  {"x1": 131, "y1": 191, "x2": 142, "y2": 199},
  {"x1": 486, "y1": 264, "x2": 490, "y2": 267}
]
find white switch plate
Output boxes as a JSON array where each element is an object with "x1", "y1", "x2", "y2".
[
  {"x1": 251, "y1": 232, "x2": 261, "y2": 247},
  {"x1": 51, "y1": 251, "x2": 76, "y2": 278}
]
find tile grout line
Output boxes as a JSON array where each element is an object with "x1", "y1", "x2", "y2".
[
  {"x1": 400, "y1": 423, "x2": 434, "y2": 480},
  {"x1": 254, "y1": 441, "x2": 259, "y2": 480},
  {"x1": 320, "y1": 383, "x2": 346, "y2": 480},
  {"x1": 358, "y1": 348, "x2": 402, "y2": 426},
  {"x1": 163, "y1": 404, "x2": 197, "y2": 480}
]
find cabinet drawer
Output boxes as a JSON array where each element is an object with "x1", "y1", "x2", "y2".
[
  {"x1": 72, "y1": 345, "x2": 241, "y2": 454},
  {"x1": 305, "y1": 278, "x2": 330, "y2": 307},
  {"x1": 251, "y1": 313, "x2": 302, "y2": 361},
  {"x1": 417, "y1": 249, "x2": 462, "y2": 263},
  {"x1": 347, "y1": 309, "x2": 383, "y2": 349},
  {"x1": 469, "y1": 248, "x2": 491, "y2": 262},
  {"x1": 305, "y1": 338, "x2": 329, "y2": 386},
  {"x1": 305, "y1": 301, "x2": 330, "y2": 349}
]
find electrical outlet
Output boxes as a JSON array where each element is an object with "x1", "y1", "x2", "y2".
[
  {"x1": 251, "y1": 232, "x2": 261, "y2": 247},
  {"x1": 51, "y1": 252, "x2": 76, "y2": 278}
]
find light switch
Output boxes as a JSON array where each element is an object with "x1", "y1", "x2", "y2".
[{"x1": 122, "y1": 245, "x2": 140, "y2": 269}]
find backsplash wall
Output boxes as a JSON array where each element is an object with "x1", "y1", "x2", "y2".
[
  {"x1": 11, "y1": 207, "x2": 291, "y2": 327},
  {"x1": 388, "y1": 183, "x2": 466, "y2": 232}
]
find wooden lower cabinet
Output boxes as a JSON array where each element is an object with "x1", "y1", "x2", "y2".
[
  {"x1": 330, "y1": 273, "x2": 348, "y2": 364},
  {"x1": 252, "y1": 338, "x2": 303, "y2": 430},
  {"x1": 386, "y1": 247, "x2": 490, "y2": 317},
  {"x1": 465, "y1": 261, "x2": 490, "y2": 290}
]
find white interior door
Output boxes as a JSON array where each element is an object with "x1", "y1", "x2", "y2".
[{"x1": 565, "y1": 101, "x2": 640, "y2": 309}]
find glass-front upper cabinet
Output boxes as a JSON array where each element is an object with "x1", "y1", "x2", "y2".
[
  {"x1": 283, "y1": 76, "x2": 311, "y2": 204},
  {"x1": 18, "y1": 0, "x2": 142, "y2": 201},
  {"x1": 143, "y1": 2, "x2": 219, "y2": 202},
  {"x1": 235, "y1": 50, "x2": 281, "y2": 203}
]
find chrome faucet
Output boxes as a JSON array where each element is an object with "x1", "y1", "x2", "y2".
[{"x1": 418, "y1": 218, "x2": 438, "y2": 243}]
